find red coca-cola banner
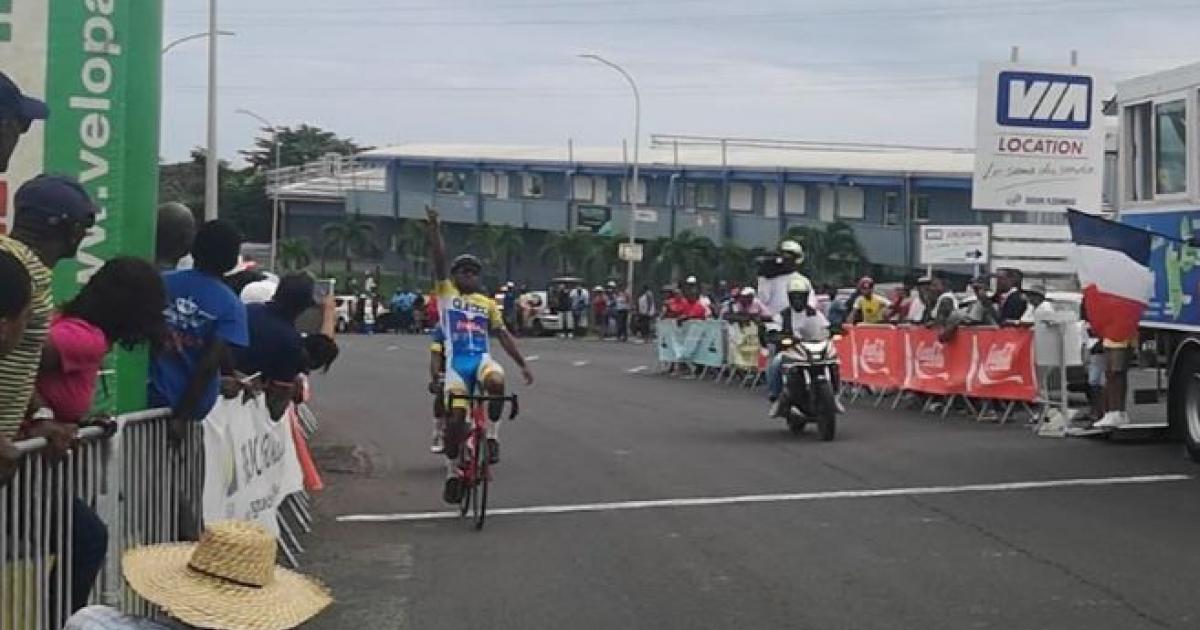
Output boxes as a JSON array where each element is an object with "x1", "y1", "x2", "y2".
[
  {"x1": 849, "y1": 326, "x2": 906, "y2": 390},
  {"x1": 964, "y1": 327, "x2": 1038, "y2": 401},
  {"x1": 837, "y1": 325, "x2": 1037, "y2": 402}
]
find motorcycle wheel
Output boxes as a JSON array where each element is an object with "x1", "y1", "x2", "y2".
[{"x1": 814, "y1": 381, "x2": 837, "y2": 441}]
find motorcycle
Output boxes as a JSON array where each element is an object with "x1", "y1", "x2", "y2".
[{"x1": 775, "y1": 336, "x2": 840, "y2": 441}]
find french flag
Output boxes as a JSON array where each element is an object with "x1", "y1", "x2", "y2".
[{"x1": 1067, "y1": 209, "x2": 1153, "y2": 342}]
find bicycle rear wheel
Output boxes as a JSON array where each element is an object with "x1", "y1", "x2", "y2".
[
  {"x1": 473, "y1": 432, "x2": 489, "y2": 530},
  {"x1": 458, "y1": 436, "x2": 474, "y2": 518}
]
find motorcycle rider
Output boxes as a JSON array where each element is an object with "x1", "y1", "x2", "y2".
[{"x1": 766, "y1": 276, "x2": 843, "y2": 417}]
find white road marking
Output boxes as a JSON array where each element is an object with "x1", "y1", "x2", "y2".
[
  {"x1": 337, "y1": 474, "x2": 1190, "y2": 523},
  {"x1": 386, "y1": 346, "x2": 399, "y2": 351},
  {"x1": 626, "y1": 365, "x2": 649, "y2": 373},
  {"x1": 572, "y1": 360, "x2": 590, "y2": 367},
  {"x1": 526, "y1": 355, "x2": 540, "y2": 362}
]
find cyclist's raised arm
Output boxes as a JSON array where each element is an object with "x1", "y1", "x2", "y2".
[{"x1": 425, "y1": 206, "x2": 448, "y2": 281}]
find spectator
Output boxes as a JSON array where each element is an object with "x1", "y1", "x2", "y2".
[
  {"x1": 502, "y1": 282, "x2": 518, "y2": 331},
  {"x1": 906, "y1": 276, "x2": 930, "y2": 323},
  {"x1": 963, "y1": 276, "x2": 998, "y2": 326},
  {"x1": 35, "y1": 257, "x2": 167, "y2": 613},
  {"x1": 1, "y1": 176, "x2": 97, "y2": 467},
  {"x1": 613, "y1": 282, "x2": 632, "y2": 342},
  {"x1": 660, "y1": 284, "x2": 680, "y2": 318},
  {"x1": 925, "y1": 274, "x2": 959, "y2": 327},
  {"x1": 391, "y1": 287, "x2": 418, "y2": 333},
  {"x1": 993, "y1": 268, "x2": 1028, "y2": 323},
  {"x1": 570, "y1": 283, "x2": 590, "y2": 336},
  {"x1": 0, "y1": 250, "x2": 32, "y2": 358},
  {"x1": 0, "y1": 70, "x2": 49, "y2": 173},
  {"x1": 722, "y1": 286, "x2": 771, "y2": 323},
  {"x1": 155, "y1": 202, "x2": 196, "y2": 271},
  {"x1": 635, "y1": 284, "x2": 657, "y2": 341},
  {"x1": 65, "y1": 521, "x2": 331, "y2": 630},
  {"x1": 150, "y1": 220, "x2": 249, "y2": 434},
  {"x1": 1022, "y1": 284, "x2": 1055, "y2": 323},
  {"x1": 235, "y1": 274, "x2": 324, "y2": 420},
  {"x1": 0, "y1": 250, "x2": 32, "y2": 483},
  {"x1": 669, "y1": 277, "x2": 710, "y2": 320},
  {"x1": 825, "y1": 286, "x2": 849, "y2": 332},
  {"x1": 591, "y1": 286, "x2": 609, "y2": 337},
  {"x1": 848, "y1": 276, "x2": 889, "y2": 324}
]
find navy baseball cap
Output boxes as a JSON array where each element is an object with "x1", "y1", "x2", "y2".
[
  {"x1": 0, "y1": 72, "x2": 49, "y2": 120},
  {"x1": 14, "y1": 175, "x2": 97, "y2": 227}
]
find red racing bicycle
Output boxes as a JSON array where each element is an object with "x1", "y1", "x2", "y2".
[{"x1": 447, "y1": 392, "x2": 519, "y2": 530}]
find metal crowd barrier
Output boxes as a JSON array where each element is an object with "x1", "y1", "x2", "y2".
[{"x1": 1, "y1": 402, "x2": 323, "y2": 629}]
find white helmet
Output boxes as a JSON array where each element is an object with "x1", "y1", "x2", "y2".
[{"x1": 779, "y1": 239, "x2": 805, "y2": 262}]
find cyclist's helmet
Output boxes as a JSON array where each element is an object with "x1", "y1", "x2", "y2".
[{"x1": 451, "y1": 254, "x2": 483, "y2": 273}]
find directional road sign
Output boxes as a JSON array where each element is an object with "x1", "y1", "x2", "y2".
[{"x1": 919, "y1": 225, "x2": 991, "y2": 266}]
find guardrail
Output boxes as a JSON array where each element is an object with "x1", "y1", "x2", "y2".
[{"x1": 2, "y1": 402, "x2": 322, "y2": 629}]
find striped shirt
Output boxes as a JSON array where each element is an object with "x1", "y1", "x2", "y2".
[{"x1": 0, "y1": 235, "x2": 52, "y2": 438}]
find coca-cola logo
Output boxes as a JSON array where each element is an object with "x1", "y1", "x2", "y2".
[
  {"x1": 914, "y1": 341, "x2": 949, "y2": 381},
  {"x1": 978, "y1": 341, "x2": 1024, "y2": 385},
  {"x1": 859, "y1": 338, "x2": 889, "y2": 374}
]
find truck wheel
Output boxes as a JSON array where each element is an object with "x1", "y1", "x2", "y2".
[{"x1": 1168, "y1": 348, "x2": 1200, "y2": 462}]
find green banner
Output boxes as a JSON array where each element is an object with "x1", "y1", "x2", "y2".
[{"x1": 5, "y1": 0, "x2": 163, "y2": 413}]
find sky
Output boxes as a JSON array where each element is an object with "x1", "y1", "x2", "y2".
[{"x1": 161, "y1": 0, "x2": 1200, "y2": 164}]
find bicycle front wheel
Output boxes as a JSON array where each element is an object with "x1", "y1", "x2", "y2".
[{"x1": 473, "y1": 434, "x2": 489, "y2": 530}]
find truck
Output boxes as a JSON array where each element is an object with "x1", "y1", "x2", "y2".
[{"x1": 1114, "y1": 61, "x2": 1200, "y2": 460}]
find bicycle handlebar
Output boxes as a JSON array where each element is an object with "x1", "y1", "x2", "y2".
[{"x1": 447, "y1": 393, "x2": 521, "y2": 419}]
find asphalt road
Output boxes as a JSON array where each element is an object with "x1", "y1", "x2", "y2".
[{"x1": 300, "y1": 333, "x2": 1200, "y2": 630}]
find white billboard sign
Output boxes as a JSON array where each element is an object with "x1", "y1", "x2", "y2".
[
  {"x1": 973, "y1": 62, "x2": 1106, "y2": 214},
  {"x1": 919, "y1": 225, "x2": 990, "y2": 265}
]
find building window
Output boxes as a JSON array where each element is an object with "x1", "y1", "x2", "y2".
[
  {"x1": 763, "y1": 184, "x2": 779, "y2": 217},
  {"x1": 572, "y1": 175, "x2": 594, "y2": 202},
  {"x1": 521, "y1": 173, "x2": 544, "y2": 198},
  {"x1": 682, "y1": 182, "x2": 718, "y2": 209},
  {"x1": 784, "y1": 184, "x2": 805, "y2": 215},
  {"x1": 884, "y1": 192, "x2": 901, "y2": 225},
  {"x1": 1155, "y1": 99, "x2": 1187, "y2": 195},
  {"x1": 835, "y1": 186, "x2": 865, "y2": 220},
  {"x1": 621, "y1": 177, "x2": 648, "y2": 204},
  {"x1": 910, "y1": 194, "x2": 931, "y2": 223},
  {"x1": 436, "y1": 171, "x2": 465, "y2": 194},
  {"x1": 817, "y1": 185, "x2": 836, "y2": 221},
  {"x1": 728, "y1": 182, "x2": 754, "y2": 212},
  {"x1": 1125, "y1": 102, "x2": 1153, "y2": 201}
]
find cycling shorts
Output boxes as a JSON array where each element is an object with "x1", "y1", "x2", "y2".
[{"x1": 445, "y1": 353, "x2": 504, "y2": 410}]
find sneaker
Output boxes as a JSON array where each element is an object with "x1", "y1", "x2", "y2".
[
  {"x1": 768, "y1": 397, "x2": 783, "y2": 418},
  {"x1": 487, "y1": 438, "x2": 500, "y2": 465},
  {"x1": 1093, "y1": 411, "x2": 1130, "y2": 429},
  {"x1": 442, "y1": 476, "x2": 463, "y2": 504},
  {"x1": 430, "y1": 430, "x2": 444, "y2": 454}
]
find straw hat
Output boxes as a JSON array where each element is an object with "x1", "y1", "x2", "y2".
[{"x1": 122, "y1": 520, "x2": 332, "y2": 630}]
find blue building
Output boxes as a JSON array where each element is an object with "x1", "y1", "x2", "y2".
[{"x1": 274, "y1": 136, "x2": 983, "y2": 285}]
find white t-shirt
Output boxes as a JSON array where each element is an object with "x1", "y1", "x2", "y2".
[
  {"x1": 757, "y1": 272, "x2": 819, "y2": 317},
  {"x1": 776, "y1": 307, "x2": 830, "y2": 341}
]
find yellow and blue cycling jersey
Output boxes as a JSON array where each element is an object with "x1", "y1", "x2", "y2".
[{"x1": 436, "y1": 280, "x2": 506, "y2": 408}]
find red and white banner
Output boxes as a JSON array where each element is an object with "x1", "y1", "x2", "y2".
[
  {"x1": 838, "y1": 325, "x2": 1038, "y2": 403},
  {"x1": 850, "y1": 326, "x2": 905, "y2": 390}
]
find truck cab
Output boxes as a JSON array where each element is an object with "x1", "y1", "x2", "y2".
[{"x1": 1115, "y1": 61, "x2": 1200, "y2": 458}]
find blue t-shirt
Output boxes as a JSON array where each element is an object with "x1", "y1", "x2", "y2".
[
  {"x1": 149, "y1": 270, "x2": 249, "y2": 420},
  {"x1": 391, "y1": 291, "x2": 417, "y2": 313},
  {"x1": 235, "y1": 303, "x2": 305, "y2": 383}
]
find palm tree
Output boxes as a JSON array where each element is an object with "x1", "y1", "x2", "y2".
[
  {"x1": 539, "y1": 230, "x2": 593, "y2": 275},
  {"x1": 716, "y1": 243, "x2": 753, "y2": 285},
  {"x1": 276, "y1": 238, "x2": 312, "y2": 271},
  {"x1": 655, "y1": 230, "x2": 715, "y2": 282},
  {"x1": 322, "y1": 212, "x2": 378, "y2": 273},
  {"x1": 468, "y1": 224, "x2": 526, "y2": 281},
  {"x1": 584, "y1": 233, "x2": 625, "y2": 284},
  {"x1": 785, "y1": 224, "x2": 829, "y2": 277},
  {"x1": 392, "y1": 218, "x2": 428, "y2": 280},
  {"x1": 823, "y1": 221, "x2": 868, "y2": 284}
]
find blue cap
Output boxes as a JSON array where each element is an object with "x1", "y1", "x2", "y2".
[
  {"x1": 0, "y1": 72, "x2": 49, "y2": 121},
  {"x1": 14, "y1": 175, "x2": 97, "y2": 227}
]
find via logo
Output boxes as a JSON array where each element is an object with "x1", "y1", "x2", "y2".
[{"x1": 997, "y1": 71, "x2": 1092, "y2": 130}]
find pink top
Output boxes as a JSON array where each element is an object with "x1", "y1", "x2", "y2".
[{"x1": 36, "y1": 316, "x2": 109, "y2": 424}]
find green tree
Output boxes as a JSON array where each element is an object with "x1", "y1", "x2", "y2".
[
  {"x1": 539, "y1": 230, "x2": 593, "y2": 275},
  {"x1": 393, "y1": 218, "x2": 429, "y2": 281},
  {"x1": 655, "y1": 230, "x2": 715, "y2": 282},
  {"x1": 241, "y1": 124, "x2": 366, "y2": 170},
  {"x1": 322, "y1": 213, "x2": 379, "y2": 273},
  {"x1": 468, "y1": 224, "x2": 526, "y2": 281},
  {"x1": 785, "y1": 221, "x2": 868, "y2": 285},
  {"x1": 716, "y1": 243, "x2": 753, "y2": 285},
  {"x1": 277, "y1": 238, "x2": 312, "y2": 271}
]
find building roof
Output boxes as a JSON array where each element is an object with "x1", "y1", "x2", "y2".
[{"x1": 359, "y1": 141, "x2": 975, "y2": 178}]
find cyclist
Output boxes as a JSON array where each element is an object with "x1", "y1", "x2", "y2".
[{"x1": 426, "y1": 206, "x2": 534, "y2": 504}]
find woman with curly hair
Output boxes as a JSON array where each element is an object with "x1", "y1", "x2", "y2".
[{"x1": 36, "y1": 256, "x2": 168, "y2": 424}]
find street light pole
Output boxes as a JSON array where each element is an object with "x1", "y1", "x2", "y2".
[
  {"x1": 162, "y1": 30, "x2": 234, "y2": 55},
  {"x1": 204, "y1": 0, "x2": 220, "y2": 222},
  {"x1": 579, "y1": 53, "x2": 641, "y2": 295},
  {"x1": 236, "y1": 108, "x2": 282, "y2": 272}
]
